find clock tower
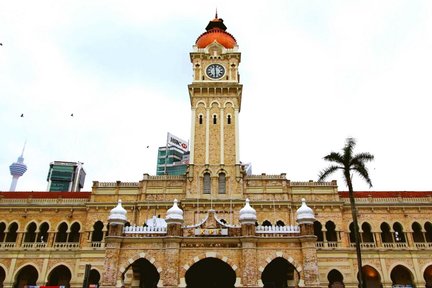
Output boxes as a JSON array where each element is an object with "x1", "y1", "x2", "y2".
[{"x1": 186, "y1": 15, "x2": 243, "y2": 198}]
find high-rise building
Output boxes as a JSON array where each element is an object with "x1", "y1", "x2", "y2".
[
  {"x1": 1, "y1": 14, "x2": 432, "y2": 288},
  {"x1": 46, "y1": 161, "x2": 86, "y2": 192},
  {"x1": 156, "y1": 133, "x2": 189, "y2": 176},
  {"x1": 8, "y1": 144, "x2": 27, "y2": 191}
]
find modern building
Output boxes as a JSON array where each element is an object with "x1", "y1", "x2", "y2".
[
  {"x1": 0, "y1": 15, "x2": 432, "y2": 288},
  {"x1": 47, "y1": 161, "x2": 86, "y2": 192},
  {"x1": 156, "y1": 133, "x2": 189, "y2": 176}
]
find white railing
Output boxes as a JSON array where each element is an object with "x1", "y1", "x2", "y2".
[
  {"x1": 382, "y1": 242, "x2": 408, "y2": 248},
  {"x1": 53, "y1": 242, "x2": 80, "y2": 249},
  {"x1": 0, "y1": 242, "x2": 17, "y2": 248},
  {"x1": 91, "y1": 241, "x2": 105, "y2": 248},
  {"x1": 124, "y1": 225, "x2": 167, "y2": 234},
  {"x1": 414, "y1": 242, "x2": 432, "y2": 249},
  {"x1": 350, "y1": 242, "x2": 376, "y2": 248},
  {"x1": 256, "y1": 225, "x2": 300, "y2": 234},
  {"x1": 22, "y1": 242, "x2": 48, "y2": 249}
]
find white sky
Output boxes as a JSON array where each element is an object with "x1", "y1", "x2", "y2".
[{"x1": 1, "y1": 1, "x2": 431, "y2": 192}]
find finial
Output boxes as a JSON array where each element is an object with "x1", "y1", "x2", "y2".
[{"x1": 215, "y1": 8, "x2": 218, "y2": 19}]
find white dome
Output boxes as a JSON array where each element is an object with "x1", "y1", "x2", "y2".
[
  {"x1": 296, "y1": 198, "x2": 315, "y2": 224},
  {"x1": 166, "y1": 199, "x2": 184, "y2": 223},
  {"x1": 239, "y1": 198, "x2": 257, "y2": 224},
  {"x1": 108, "y1": 199, "x2": 128, "y2": 223}
]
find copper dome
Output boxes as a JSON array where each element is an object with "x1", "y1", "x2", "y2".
[{"x1": 195, "y1": 17, "x2": 237, "y2": 49}]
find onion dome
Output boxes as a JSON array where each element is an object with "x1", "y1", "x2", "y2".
[
  {"x1": 9, "y1": 155, "x2": 27, "y2": 177},
  {"x1": 239, "y1": 198, "x2": 257, "y2": 224},
  {"x1": 108, "y1": 199, "x2": 128, "y2": 224},
  {"x1": 166, "y1": 199, "x2": 184, "y2": 224},
  {"x1": 296, "y1": 198, "x2": 315, "y2": 225},
  {"x1": 196, "y1": 15, "x2": 237, "y2": 49}
]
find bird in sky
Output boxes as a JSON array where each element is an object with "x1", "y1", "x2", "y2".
[
  {"x1": 20, "y1": 114, "x2": 24, "y2": 117},
  {"x1": 71, "y1": 113, "x2": 74, "y2": 117}
]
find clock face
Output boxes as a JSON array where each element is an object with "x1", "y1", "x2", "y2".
[{"x1": 206, "y1": 64, "x2": 225, "y2": 79}]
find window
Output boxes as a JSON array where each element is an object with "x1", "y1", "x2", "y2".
[
  {"x1": 213, "y1": 115, "x2": 217, "y2": 124},
  {"x1": 227, "y1": 115, "x2": 231, "y2": 124},
  {"x1": 218, "y1": 173, "x2": 226, "y2": 194},
  {"x1": 199, "y1": 115, "x2": 203, "y2": 124},
  {"x1": 203, "y1": 173, "x2": 211, "y2": 194}
]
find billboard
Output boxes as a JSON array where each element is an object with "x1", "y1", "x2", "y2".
[{"x1": 167, "y1": 132, "x2": 188, "y2": 152}]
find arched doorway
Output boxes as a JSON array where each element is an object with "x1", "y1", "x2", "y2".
[
  {"x1": 390, "y1": 265, "x2": 414, "y2": 287},
  {"x1": 185, "y1": 257, "x2": 236, "y2": 288},
  {"x1": 88, "y1": 269, "x2": 101, "y2": 287},
  {"x1": 424, "y1": 265, "x2": 432, "y2": 288},
  {"x1": 46, "y1": 265, "x2": 72, "y2": 288},
  {"x1": 123, "y1": 258, "x2": 159, "y2": 288},
  {"x1": 0, "y1": 266, "x2": 5, "y2": 288},
  {"x1": 327, "y1": 269, "x2": 344, "y2": 288},
  {"x1": 261, "y1": 257, "x2": 298, "y2": 288},
  {"x1": 362, "y1": 265, "x2": 382, "y2": 288},
  {"x1": 14, "y1": 265, "x2": 38, "y2": 288}
]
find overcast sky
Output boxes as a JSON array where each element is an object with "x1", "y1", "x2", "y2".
[{"x1": 1, "y1": 1, "x2": 431, "y2": 192}]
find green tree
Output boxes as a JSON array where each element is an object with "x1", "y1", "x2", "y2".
[{"x1": 318, "y1": 138, "x2": 374, "y2": 288}]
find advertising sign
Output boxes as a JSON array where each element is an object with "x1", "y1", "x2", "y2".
[{"x1": 167, "y1": 133, "x2": 188, "y2": 152}]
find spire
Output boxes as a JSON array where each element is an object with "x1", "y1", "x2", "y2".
[
  {"x1": 215, "y1": 8, "x2": 218, "y2": 19},
  {"x1": 9, "y1": 142, "x2": 28, "y2": 191}
]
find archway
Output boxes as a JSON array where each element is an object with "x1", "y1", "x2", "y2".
[
  {"x1": 46, "y1": 265, "x2": 72, "y2": 288},
  {"x1": 362, "y1": 265, "x2": 382, "y2": 288},
  {"x1": 185, "y1": 257, "x2": 236, "y2": 288},
  {"x1": 14, "y1": 265, "x2": 38, "y2": 288},
  {"x1": 424, "y1": 265, "x2": 432, "y2": 288},
  {"x1": 390, "y1": 265, "x2": 414, "y2": 287},
  {"x1": 88, "y1": 269, "x2": 101, "y2": 287},
  {"x1": 261, "y1": 257, "x2": 298, "y2": 288},
  {"x1": 327, "y1": 269, "x2": 344, "y2": 288},
  {"x1": 123, "y1": 258, "x2": 159, "y2": 288},
  {"x1": 0, "y1": 266, "x2": 5, "y2": 288}
]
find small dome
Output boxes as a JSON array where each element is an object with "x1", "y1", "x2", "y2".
[
  {"x1": 239, "y1": 198, "x2": 257, "y2": 224},
  {"x1": 166, "y1": 199, "x2": 184, "y2": 223},
  {"x1": 296, "y1": 198, "x2": 315, "y2": 225},
  {"x1": 108, "y1": 199, "x2": 127, "y2": 223},
  {"x1": 196, "y1": 17, "x2": 237, "y2": 49}
]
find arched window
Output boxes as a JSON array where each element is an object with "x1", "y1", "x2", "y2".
[
  {"x1": 361, "y1": 222, "x2": 374, "y2": 243},
  {"x1": 218, "y1": 173, "x2": 226, "y2": 194},
  {"x1": 425, "y1": 222, "x2": 432, "y2": 242},
  {"x1": 24, "y1": 222, "x2": 37, "y2": 243},
  {"x1": 68, "y1": 222, "x2": 81, "y2": 243},
  {"x1": 56, "y1": 223, "x2": 68, "y2": 243},
  {"x1": 380, "y1": 222, "x2": 393, "y2": 243},
  {"x1": 213, "y1": 115, "x2": 217, "y2": 124},
  {"x1": 349, "y1": 223, "x2": 356, "y2": 244},
  {"x1": 91, "y1": 221, "x2": 104, "y2": 242},
  {"x1": 325, "y1": 221, "x2": 337, "y2": 242},
  {"x1": 314, "y1": 221, "x2": 324, "y2": 242},
  {"x1": 412, "y1": 222, "x2": 425, "y2": 243},
  {"x1": 0, "y1": 222, "x2": 6, "y2": 242},
  {"x1": 276, "y1": 220, "x2": 285, "y2": 227},
  {"x1": 5, "y1": 222, "x2": 18, "y2": 243},
  {"x1": 37, "y1": 222, "x2": 49, "y2": 243},
  {"x1": 227, "y1": 115, "x2": 231, "y2": 124},
  {"x1": 262, "y1": 220, "x2": 272, "y2": 227},
  {"x1": 199, "y1": 114, "x2": 203, "y2": 125},
  {"x1": 393, "y1": 222, "x2": 406, "y2": 242},
  {"x1": 203, "y1": 172, "x2": 211, "y2": 194}
]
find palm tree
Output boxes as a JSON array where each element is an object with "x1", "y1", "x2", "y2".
[{"x1": 318, "y1": 138, "x2": 374, "y2": 288}]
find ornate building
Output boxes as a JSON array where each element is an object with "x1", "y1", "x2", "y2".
[{"x1": 1, "y1": 15, "x2": 432, "y2": 288}]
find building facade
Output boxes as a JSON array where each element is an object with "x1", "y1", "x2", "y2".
[{"x1": 1, "y1": 15, "x2": 432, "y2": 288}]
